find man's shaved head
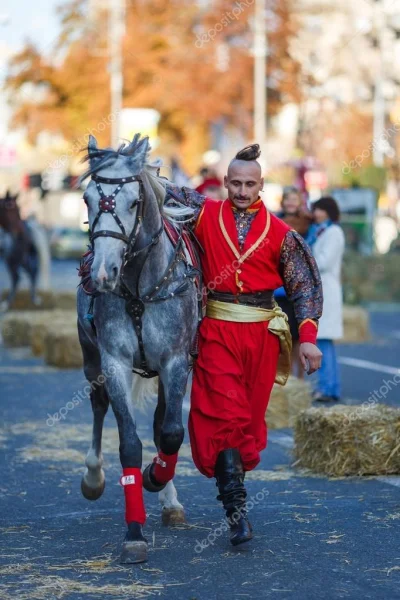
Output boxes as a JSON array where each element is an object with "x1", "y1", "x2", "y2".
[
  {"x1": 224, "y1": 144, "x2": 264, "y2": 210},
  {"x1": 228, "y1": 144, "x2": 262, "y2": 177}
]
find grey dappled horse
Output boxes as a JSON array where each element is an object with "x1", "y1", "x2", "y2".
[{"x1": 77, "y1": 134, "x2": 198, "y2": 564}]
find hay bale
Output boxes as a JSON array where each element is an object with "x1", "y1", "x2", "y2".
[
  {"x1": 31, "y1": 311, "x2": 76, "y2": 356},
  {"x1": 339, "y1": 305, "x2": 370, "y2": 343},
  {"x1": 44, "y1": 326, "x2": 82, "y2": 368},
  {"x1": 1, "y1": 310, "x2": 57, "y2": 347},
  {"x1": 1, "y1": 310, "x2": 76, "y2": 349},
  {"x1": 53, "y1": 292, "x2": 77, "y2": 310},
  {"x1": 267, "y1": 376, "x2": 312, "y2": 429},
  {"x1": 1, "y1": 311, "x2": 35, "y2": 346},
  {"x1": 1, "y1": 290, "x2": 55, "y2": 310},
  {"x1": 294, "y1": 404, "x2": 400, "y2": 476}
]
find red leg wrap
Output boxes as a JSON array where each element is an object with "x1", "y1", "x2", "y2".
[
  {"x1": 120, "y1": 468, "x2": 146, "y2": 525},
  {"x1": 153, "y1": 451, "x2": 178, "y2": 484}
]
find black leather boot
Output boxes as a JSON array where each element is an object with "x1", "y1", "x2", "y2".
[{"x1": 214, "y1": 448, "x2": 253, "y2": 546}]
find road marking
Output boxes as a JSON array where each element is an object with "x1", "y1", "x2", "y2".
[
  {"x1": 0, "y1": 366, "x2": 59, "y2": 374},
  {"x1": 338, "y1": 357, "x2": 400, "y2": 376},
  {"x1": 376, "y1": 476, "x2": 400, "y2": 488}
]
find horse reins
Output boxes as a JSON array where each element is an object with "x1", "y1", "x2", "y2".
[{"x1": 88, "y1": 172, "x2": 192, "y2": 378}]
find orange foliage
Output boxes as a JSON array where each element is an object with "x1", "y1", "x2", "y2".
[{"x1": 6, "y1": 0, "x2": 300, "y2": 166}]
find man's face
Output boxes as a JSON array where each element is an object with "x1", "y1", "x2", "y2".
[{"x1": 224, "y1": 161, "x2": 264, "y2": 210}]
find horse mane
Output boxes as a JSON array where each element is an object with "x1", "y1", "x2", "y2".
[
  {"x1": 80, "y1": 134, "x2": 151, "y2": 181},
  {"x1": 80, "y1": 135, "x2": 195, "y2": 224}
]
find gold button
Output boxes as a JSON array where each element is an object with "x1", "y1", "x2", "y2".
[
  {"x1": 238, "y1": 281, "x2": 243, "y2": 287},
  {"x1": 237, "y1": 269, "x2": 242, "y2": 274}
]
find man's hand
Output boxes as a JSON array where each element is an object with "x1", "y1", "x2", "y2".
[{"x1": 299, "y1": 342, "x2": 322, "y2": 375}]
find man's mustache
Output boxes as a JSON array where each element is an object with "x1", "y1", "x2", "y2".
[{"x1": 234, "y1": 196, "x2": 250, "y2": 201}]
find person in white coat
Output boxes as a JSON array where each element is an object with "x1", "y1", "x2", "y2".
[{"x1": 307, "y1": 197, "x2": 345, "y2": 402}]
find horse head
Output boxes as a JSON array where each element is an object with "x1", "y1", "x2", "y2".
[
  {"x1": 82, "y1": 134, "x2": 152, "y2": 293},
  {"x1": 0, "y1": 191, "x2": 21, "y2": 233}
]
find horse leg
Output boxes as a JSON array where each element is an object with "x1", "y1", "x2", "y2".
[
  {"x1": 81, "y1": 384, "x2": 109, "y2": 500},
  {"x1": 5, "y1": 260, "x2": 20, "y2": 309},
  {"x1": 152, "y1": 380, "x2": 185, "y2": 525},
  {"x1": 79, "y1": 324, "x2": 109, "y2": 500},
  {"x1": 143, "y1": 358, "x2": 187, "y2": 527},
  {"x1": 103, "y1": 357, "x2": 147, "y2": 564},
  {"x1": 27, "y1": 251, "x2": 40, "y2": 306}
]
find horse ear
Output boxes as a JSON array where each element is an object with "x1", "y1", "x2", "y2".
[
  {"x1": 88, "y1": 135, "x2": 98, "y2": 157},
  {"x1": 87, "y1": 135, "x2": 100, "y2": 169},
  {"x1": 128, "y1": 136, "x2": 150, "y2": 173},
  {"x1": 5, "y1": 190, "x2": 11, "y2": 200}
]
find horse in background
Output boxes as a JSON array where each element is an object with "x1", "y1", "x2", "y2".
[
  {"x1": 77, "y1": 134, "x2": 199, "y2": 564},
  {"x1": 0, "y1": 191, "x2": 45, "y2": 309}
]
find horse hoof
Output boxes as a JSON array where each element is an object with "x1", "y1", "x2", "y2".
[
  {"x1": 161, "y1": 507, "x2": 186, "y2": 526},
  {"x1": 120, "y1": 522, "x2": 148, "y2": 564},
  {"x1": 81, "y1": 476, "x2": 105, "y2": 501},
  {"x1": 120, "y1": 540, "x2": 148, "y2": 564},
  {"x1": 142, "y1": 464, "x2": 166, "y2": 493}
]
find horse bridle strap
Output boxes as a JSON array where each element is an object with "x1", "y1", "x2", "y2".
[
  {"x1": 91, "y1": 174, "x2": 140, "y2": 185},
  {"x1": 89, "y1": 173, "x2": 145, "y2": 246}
]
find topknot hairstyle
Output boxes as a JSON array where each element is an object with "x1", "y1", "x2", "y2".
[{"x1": 235, "y1": 144, "x2": 261, "y2": 161}]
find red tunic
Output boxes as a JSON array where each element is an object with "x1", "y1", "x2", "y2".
[
  {"x1": 195, "y1": 197, "x2": 291, "y2": 294},
  {"x1": 189, "y1": 198, "x2": 294, "y2": 477}
]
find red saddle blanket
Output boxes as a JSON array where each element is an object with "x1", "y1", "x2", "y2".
[{"x1": 78, "y1": 218, "x2": 202, "y2": 298}]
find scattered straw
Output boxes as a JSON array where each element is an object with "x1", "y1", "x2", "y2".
[{"x1": 0, "y1": 574, "x2": 164, "y2": 600}]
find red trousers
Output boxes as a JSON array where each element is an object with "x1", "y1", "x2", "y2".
[{"x1": 188, "y1": 317, "x2": 280, "y2": 478}]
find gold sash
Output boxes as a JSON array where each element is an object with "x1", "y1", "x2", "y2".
[{"x1": 206, "y1": 299, "x2": 292, "y2": 386}]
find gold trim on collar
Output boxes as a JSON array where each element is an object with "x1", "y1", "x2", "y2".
[{"x1": 218, "y1": 201, "x2": 271, "y2": 265}]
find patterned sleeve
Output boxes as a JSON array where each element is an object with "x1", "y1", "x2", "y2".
[
  {"x1": 165, "y1": 183, "x2": 206, "y2": 222},
  {"x1": 279, "y1": 230, "x2": 323, "y2": 343}
]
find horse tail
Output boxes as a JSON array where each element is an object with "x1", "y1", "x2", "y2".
[{"x1": 131, "y1": 374, "x2": 159, "y2": 412}]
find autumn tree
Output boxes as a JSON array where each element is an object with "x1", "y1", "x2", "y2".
[{"x1": 6, "y1": 0, "x2": 300, "y2": 169}]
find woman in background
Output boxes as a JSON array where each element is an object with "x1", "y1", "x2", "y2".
[
  {"x1": 307, "y1": 196, "x2": 345, "y2": 402},
  {"x1": 275, "y1": 186, "x2": 313, "y2": 378}
]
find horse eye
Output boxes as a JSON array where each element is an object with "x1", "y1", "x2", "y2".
[{"x1": 83, "y1": 195, "x2": 88, "y2": 206}]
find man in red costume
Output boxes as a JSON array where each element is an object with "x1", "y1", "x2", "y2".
[{"x1": 166, "y1": 144, "x2": 323, "y2": 546}]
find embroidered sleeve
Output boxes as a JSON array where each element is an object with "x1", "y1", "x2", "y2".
[
  {"x1": 165, "y1": 183, "x2": 206, "y2": 223},
  {"x1": 279, "y1": 231, "x2": 323, "y2": 333}
]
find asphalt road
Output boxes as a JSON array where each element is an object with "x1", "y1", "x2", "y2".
[{"x1": 0, "y1": 271, "x2": 399, "y2": 599}]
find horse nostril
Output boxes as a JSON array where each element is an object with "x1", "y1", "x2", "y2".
[{"x1": 112, "y1": 266, "x2": 118, "y2": 279}]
